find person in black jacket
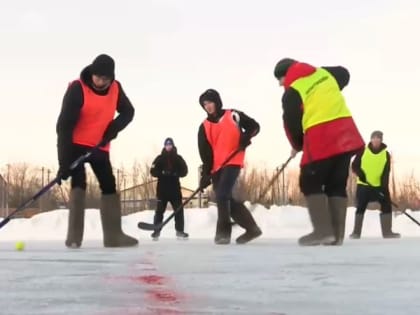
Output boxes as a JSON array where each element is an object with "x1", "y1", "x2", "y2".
[
  {"x1": 198, "y1": 89, "x2": 262, "y2": 245},
  {"x1": 150, "y1": 137, "x2": 189, "y2": 240},
  {"x1": 56, "y1": 54, "x2": 137, "y2": 248},
  {"x1": 350, "y1": 130, "x2": 400, "y2": 239}
]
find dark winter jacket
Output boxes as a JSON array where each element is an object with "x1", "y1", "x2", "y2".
[
  {"x1": 352, "y1": 142, "x2": 391, "y2": 190},
  {"x1": 281, "y1": 62, "x2": 364, "y2": 165},
  {"x1": 150, "y1": 147, "x2": 188, "y2": 200},
  {"x1": 56, "y1": 66, "x2": 134, "y2": 168}
]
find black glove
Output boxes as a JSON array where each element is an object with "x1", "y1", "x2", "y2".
[
  {"x1": 199, "y1": 174, "x2": 212, "y2": 191},
  {"x1": 378, "y1": 187, "x2": 390, "y2": 201},
  {"x1": 357, "y1": 170, "x2": 367, "y2": 183},
  {"x1": 102, "y1": 122, "x2": 119, "y2": 143},
  {"x1": 162, "y1": 170, "x2": 177, "y2": 176},
  {"x1": 239, "y1": 133, "x2": 252, "y2": 149},
  {"x1": 57, "y1": 139, "x2": 73, "y2": 185},
  {"x1": 56, "y1": 169, "x2": 68, "y2": 185},
  {"x1": 57, "y1": 151, "x2": 75, "y2": 184}
]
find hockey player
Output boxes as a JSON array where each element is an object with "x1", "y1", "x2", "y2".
[
  {"x1": 273, "y1": 58, "x2": 364, "y2": 246},
  {"x1": 150, "y1": 137, "x2": 189, "y2": 240},
  {"x1": 350, "y1": 130, "x2": 400, "y2": 239},
  {"x1": 198, "y1": 89, "x2": 262, "y2": 244},
  {"x1": 56, "y1": 54, "x2": 138, "y2": 248}
]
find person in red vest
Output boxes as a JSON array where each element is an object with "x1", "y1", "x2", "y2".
[
  {"x1": 56, "y1": 54, "x2": 138, "y2": 248},
  {"x1": 198, "y1": 89, "x2": 262, "y2": 244},
  {"x1": 273, "y1": 58, "x2": 365, "y2": 246}
]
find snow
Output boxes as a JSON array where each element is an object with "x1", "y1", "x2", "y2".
[
  {"x1": 1, "y1": 205, "x2": 420, "y2": 314},
  {"x1": 1, "y1": 204, "x2": 419, "y2": 241}
]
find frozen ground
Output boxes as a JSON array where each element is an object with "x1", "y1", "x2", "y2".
[
  {"x1": 1, "y1": 206, "x2": 420, "y2": 314},
  {"x1": 1, "y1": 239, "x2": 420, "y2": 315}
]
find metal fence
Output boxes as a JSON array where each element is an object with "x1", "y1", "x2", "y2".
[{"x1": 119, "y1": 180, "x2": 209, "y2": 215}]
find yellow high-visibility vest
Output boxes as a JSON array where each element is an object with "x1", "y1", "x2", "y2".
[
  {"x1": 357, "y1": 148, "x2": 387, "y2": 187},
  {"x1": 291, "y1": 68, "x2": 352, "y2": 131}
]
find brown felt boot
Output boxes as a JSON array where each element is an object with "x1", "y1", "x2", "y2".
[
  {"x1": 349, "y1": 214, "x2": 364, "y2": 239},
  {"x1": 100, "y1": 194, "x2": 138, "y2": 247},
  {"x1": 298, "y1": 194, "x2": 336, "y2": 246},
  {"x1": 380, "y1": 213, "x2": 401, "y2": 239},
  {"x1": 328, "y1": 197, "x2": 347, "y2": 246},
  {"x1": 65, "y1": 188, "x2": 86, "y2": 248}
]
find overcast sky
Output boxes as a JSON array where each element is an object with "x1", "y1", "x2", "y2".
[{"x1": 0, "y1": 0, "x2": 418, "y2": 188}]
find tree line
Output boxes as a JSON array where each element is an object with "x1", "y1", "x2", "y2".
[{"x1": 1, "y1": 160, "x2": 419, "y2": 218}]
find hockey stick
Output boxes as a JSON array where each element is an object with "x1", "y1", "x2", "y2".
[
  {"x1": 361, "y1": 180, "x2": 420, "y2": 227},
  {"x1": 249, "y1": 155, "x2": 293, "y2": 211},
  {"x1": 138, "y1": 187, "x2": 202, "y2": 231},
  {"x1": 138, "y1": 148, "x2": 243, "y2": 231},
  {"x1": 378, "y1": 192, "x2": 420, "y2": 227},
  {"x1": 0, "y1": 140, "x2": 107, "y2": 229},
  {"x1": 400, "y1": 210, "x2": 420, "y2": 227},
  {"x1": 230, "y1": 155, "x2": 293, "y2": 227}
]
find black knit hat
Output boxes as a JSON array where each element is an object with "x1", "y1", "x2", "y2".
[
  {"x1": 273, "y1": 58, "x2": 296, "y2": 79},
  {"x1": 90, "y1": 54, "x2": 115, "y2": 78},
  {"x1": 199, "y1": 89, "x2": 223, "y2": 110},
  {"x1": 164, "y1": 137, "x2": 174, "y2": 146},
  {"x1": 370, "y1": 130, "x2": 383, "y2": 140}
]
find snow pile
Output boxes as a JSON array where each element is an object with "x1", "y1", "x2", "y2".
[{"x1": 1, "y1": 204, "x2": 419, "y2": 241}]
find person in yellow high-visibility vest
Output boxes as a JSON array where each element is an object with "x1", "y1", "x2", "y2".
[
  {"x1": 273, "y1": 58, "x2": 365, "y2": 246},
  {"x1": 350, "y1": 131, "x2": 400, "y2": 239}
]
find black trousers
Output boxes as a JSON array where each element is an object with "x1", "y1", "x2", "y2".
[
  {"x1": 299, "y1": 152, "x2": 352, "y2": 197},
  {"x1": 153, "y1": 198, "x2": 184, "y2": 232},
  {"x1": 356, "y1": 184, "x2": 392, "y2": 214},
  {"x1": 69, "y1": 144, "x2": 116, "y2": 194}
]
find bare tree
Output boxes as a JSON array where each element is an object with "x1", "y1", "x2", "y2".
[
  {"x1": 7, "y1": 163, "x2": 42, "y2": 208},
  {"x1": 3, "y1": 155, "x2": 420, "y2": 217}
]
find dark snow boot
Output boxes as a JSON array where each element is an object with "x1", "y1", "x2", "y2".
[
  {"x1": 65, "y1": 188, "x2": 86, "y2": 248},
  {"x1": 298, "y1": 194, "x2": 336, "y2": 246},
  {"x1": 349, "y1": 214, "x2": 364, "y2": 239},
  {"x1": 380, "y1": 213, "x2": 401, "y2": 239},
  {"x1": 151, "y1": 230, "x2": 160, "y2": 241},
  {"x1": 231, "y1": 200, "x2": 262, "y2": 244},
  {"x1": 176, "y1": 231, "x2": 189, "y2": 240},
  {"x1": 236, "y1": 227, "x2": 262, "y2": 244},
  {"x1": 328, "y1": 197, "x2": 347, "y2": 246},
  {"x1": 215, "y1": 221, "x2": 232, "y2": 244},
  {"x1": 100, "y1": 194, "x2": 138, "y2": 247},
  {"x1": 214, "y1": 200, "x2": 232, "y2": 245}
]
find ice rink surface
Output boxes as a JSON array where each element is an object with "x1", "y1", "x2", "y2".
[{"x1": 1, "y1": 238, "x2": 419, "y2": 315}]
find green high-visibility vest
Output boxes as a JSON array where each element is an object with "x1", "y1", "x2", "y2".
[
  {"x1": 357, "y1": 147, "x2": 387, "y2": 187},
  {"x1": 291, "y1": 68, "x2": 352, "y2": 132}
]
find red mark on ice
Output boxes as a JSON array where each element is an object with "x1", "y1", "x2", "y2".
[
  {"x1": 146, "y1": 288, "x2": 181, "y2": 303},
  {"x1": 130, "y1": 275, "x2": 166, "y2": 286}
]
